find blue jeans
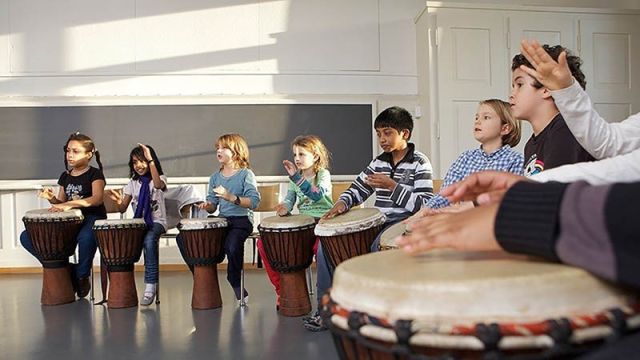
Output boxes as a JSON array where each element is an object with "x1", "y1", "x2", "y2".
[
  {"x1": 315, "y1": 244, "x2": 333, "y2": 305},
  {"x1": 143, "y1": 223, "x2": 165, "y2": 284},
  {"x1": 20, "y1": 214, "x2": 102, "y2": 280}
]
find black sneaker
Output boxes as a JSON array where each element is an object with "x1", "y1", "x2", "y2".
[
  {"x1": 302, "y1": 310, "x2": 319, "y2": 323},
  {"x1": 76, "y1": 277, "x2": 90, "y2": 298},
  {"x1": 303, "y1": 314, "x2": 327, "y2": 332}
]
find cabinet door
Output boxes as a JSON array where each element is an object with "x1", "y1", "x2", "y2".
[
  {"x1": 507, "y1": 13, "x2": 576, "y2": 153},
  {"x1": 434, "y1": 8, "x2": 509, "y2": 176},
  {"x1": 580, "y1": 16, "x2": 640, "y2": 123}
]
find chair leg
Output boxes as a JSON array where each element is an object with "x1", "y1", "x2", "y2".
[
  {"x1": 239, "y1": 268, "x2": 247, "y2": 307},
  {"x1": 90, "y1": 264, "x2": 95, "y2": 301},
  {"x1": 155, "y1": 246, "x2": 160, "y2": 305},
  {"x1": 306, "y1": 267, "x2": 314, "y2": 296}
]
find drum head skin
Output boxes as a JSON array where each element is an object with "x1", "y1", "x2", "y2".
[
  {"x1": 179, "y1": 217, "x2": 228, "y2": 230},
  {"x1": 315, "y1": 208, "x2": 386, "y2": 237},
  {"x1": 94, "y1": 218, "x2": 146, "y2": 228},
  {"x1": 23, "y1": 208, "x2": 83, "y2": 221},
  {"x1": 260, "y1": 214, "x2": 315, "y2": 229},
  {"x1": 331, "y1": 250, "x2": 636, "y2": 326},
  {"x1": 379, "y1": 222, "x2": 406, "y2": 250}
]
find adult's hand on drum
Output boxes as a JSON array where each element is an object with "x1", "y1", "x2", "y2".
[
  {"x1": 396, "y1": 204, "x2": 502, "y2": 255},
  {"x1": 282, "y1": 160, "x2": 297, "y2": 177},
  {"x1": 441, "y1": 171, "x2": 527, "y2": 206},
  {"x1": 322, "y1": 200, "x2": 347, "y2": 220},
  {"x1": 520, "y1": 40, "x2": 573, "y2": 91},
  {"x1": 365, "y1": 173, "x2": 396, "y2": 191},
  {"x1": 38, "y1": 187, "x2": 56, "y2": 201}
]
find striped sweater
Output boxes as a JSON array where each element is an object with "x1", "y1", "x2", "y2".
[{"x1": 338, "y1": 143, "x2": 434, "y2": 223}]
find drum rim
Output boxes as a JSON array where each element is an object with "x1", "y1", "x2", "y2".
[
  {"x1": 323, "y1": 295, "x2": 640, "y2": 351},
  {"x1": 314, "y1": 208, "x2": 386, "y2": 236},
  {"x1": 93, "y1": 218, "x2": 147, "y2": 229},
  {"x1": 178, "y1": 217, "x2": 228, "y2": 230},
  {"x1": 258, "y1": 214, "x2": 316, "y2": 229},
  {"x1": 22, "y1": 208, "x2": 84, "y2": 221}
]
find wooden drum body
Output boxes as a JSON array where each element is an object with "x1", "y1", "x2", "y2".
[
  {"x1": 322, "y1": 250, "x2": 640, "y2": 359},
  {"x1": 94, "y1": 219, "x2": 146, "y2": 309},
  {"x1": 23, "y1": 209, "x2": 84, "y2": 305},
  {"x1": 315, "y1": 208, "x2": 385, "y2": 268},
  {"x1": 259, "y1": 214, "x2": 316, "y2": 316},
  {"x1": 179, "y1": 217, "x2": 228, "y2": 310}
]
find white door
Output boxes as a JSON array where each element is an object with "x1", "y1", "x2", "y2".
[
  {"x1": 434, "y1": 8, "x2": 509, "y2": 176},
  {"x1": 579, "y1": 16, "x2": 640, "y2": 123}
]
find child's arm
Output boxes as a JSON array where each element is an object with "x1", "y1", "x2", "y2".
[
  {"x1": 38, "y1": 187, "x2": 65, "y2": 204},
  {"x1": 217, "y1": 170, "x2": 260, "y2": 210},
  {"x1": 289, "y1": 169, "x2": 331, "y2": 202},
  {"x1": 52, "y1": 179, "x2": 105, "y2": 211},
  {"x1": 424, "y1": 152, "x2": 469, "y2": 209},
  {"x1": 139, "y1": 143, "x2": 166, "y2": 190},
  {"x1": 337, "y1": 162, "x2": 376, "y2": 209},
  {"x1": 388, "y1": 156, "x2": 434, "y2": 214},
  {"x1": 281, "y1": 182, "x2": 297, "y2": 214},
  {"x1": 108, "y1": 189, "x2": 132, "y2": 213}
]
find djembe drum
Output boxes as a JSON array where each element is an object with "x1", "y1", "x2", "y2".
[
  {"x1": 94, "y1": 219, "x2": 146, "y2": 309},
  {"x1": 378, "y1": 221, "x2": 406, "y2": 251},
  {"x1": 322, "y1": 250, "x2": 640, "y2": 359},
  {"x1": 315, "y1": 208, "x2": 385, "y2": 268},
  {"x1": 22, "y1": 209, "x2": 84, "y2": 305},
  {"x1": 178, "y1": 217, "x2": 228, "y2": 309},
  {"x1": 258, "y1": 214, "x2": 316, "y2": 316}
]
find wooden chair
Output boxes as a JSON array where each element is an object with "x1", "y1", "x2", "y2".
[{"x1": 433, "y1": 179, "x2": 443, "y2": 194}]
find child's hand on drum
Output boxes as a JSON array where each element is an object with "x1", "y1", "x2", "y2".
[
  {"x1": 365, "y1": 173, "x2": 396, "y2": 190},
  {"x1": 441, "y1": 171, "x2": 527, "y2": 206},
  {"x1": 322, "y1": 200, "x2": 347, "y2": 220},
  {"x1": 38, "y1": 187, "x2": 55, "y2": 201},
  {"x1": 397, "y1": 204, "x2": 501, "y2": 255},
  {"x1": 197, "y1": 201, "x2": 212, "y2": 210},
  {"x1": 274, "y1": 203, "x2": 289, "y2": 216},
  {"x1": 282, "y1": 160, "x2": 297, "y2": 177},
  {"x1": 50, "y1": 203, "x2": 73, "y2": 212}
]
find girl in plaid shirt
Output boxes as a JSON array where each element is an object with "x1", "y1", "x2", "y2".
[{"x1": 424, "y1": 99, "x2": 524, "y2": 209}]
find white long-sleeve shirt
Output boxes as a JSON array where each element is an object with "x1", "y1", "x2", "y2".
[{"x1": 532, "y1": 79, "x2": 640, "y2": 184}]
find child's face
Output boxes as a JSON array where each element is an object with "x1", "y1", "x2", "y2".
[
  {"x1": 473, "y1": 104, "x2": 506, "y2": 144},
  {"x1": 509, "y1": 68, "x2": 546, "y2": 121},
  {"x1": 375, "y1": 127, "x2": 408, "y2": 153},
  {"x1": 131, "y1": 155, "x2": 149, "y2": 176},
  {"x1": 292, "y1": 145, "x2": 317, "y2": 171},
  {"x1": 65, "y1": 140, "x2": 92, "y2": 168},
  {"x1": 216, "y1": 144, "x2": 234, "y2": 165}
]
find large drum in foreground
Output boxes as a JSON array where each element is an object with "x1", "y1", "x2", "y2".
[
  {"x1": 322, "y1": 250, "x2": 640, "y2": 359},
  {"x1": 315, "y1": 208, "x2": 385, "y2": 268},
  {"x1": 259, "y1": 214, "x2": 316, "y2": 317},
  {"x1": 94, "y1": 219, "x2": 146, "y2": 309},
  {"x1": 23, "y1": 209, "x2": 84, "y2": 305},
  {"x1": 179, "y1": 217, "x2": 228, "y2": 310}
]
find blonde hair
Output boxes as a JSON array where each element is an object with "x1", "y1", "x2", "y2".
[
  {"x1": 292, "y1": 135, "x2": 331, "y2": 174},
  {"x1": 215, "y1": 133, "x2": 250, "y2": 169},
  {"x1": 479, "y1": 99, "x2": 521, "y2": 148}
]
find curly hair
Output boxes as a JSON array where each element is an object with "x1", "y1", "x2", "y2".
[
  {"x1": 291, "y1": 135, "x2": 331, "y2": 173},
  {"x1": 215, "y1": 133, "x2": 251, "y2": 169},
  {"x1": 512, "y1": 44, "x2": 586, "y2": 90}
]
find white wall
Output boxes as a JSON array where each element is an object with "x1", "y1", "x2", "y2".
[
  {"x1": 0, "y1": 0, "x2": 423, "y2": 97},
  {"x1": 430, "y1": 0, "x2": 640, "y2": 9}
]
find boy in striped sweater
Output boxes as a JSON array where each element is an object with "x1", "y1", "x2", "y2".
[{"x1": 304, "y1": 106, "x2": 434, "y2": 331}]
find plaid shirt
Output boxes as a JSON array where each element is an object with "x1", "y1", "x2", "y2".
[{"x1": 425, "y1": 145, "x2": 524, "y2": 209}]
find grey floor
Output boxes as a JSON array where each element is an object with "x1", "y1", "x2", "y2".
[{"x1": 0, "y1": 270, "x2": 338, "y2": 360}]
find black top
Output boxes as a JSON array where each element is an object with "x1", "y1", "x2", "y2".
[
  {"x1": 523, "y1": 114, "x2": 595, "y2": 176},
  {"x1": 57, "y1": 166, "x2": 107, "y2": 218}
]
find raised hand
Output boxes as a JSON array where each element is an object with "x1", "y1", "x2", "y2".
[
  {"x1": 138, "y1": 143, "x2": 153, "y2": 162},
  {"x1": 282, "y1": 160, "x2": 297, "y2": 176},
  {"x1": 519, "y1": 39, "x2": 573, "y2": 91},
  {"x1": 38, "y1": 187, "x2": 56, "y2": 201},
  {"x1": 364, "y1": 173, "x2": 396, "y2": 191}
]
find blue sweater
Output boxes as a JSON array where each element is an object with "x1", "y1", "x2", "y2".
[{"x1": 206, "y1": 168, "x2": 261, "y2": 220}]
